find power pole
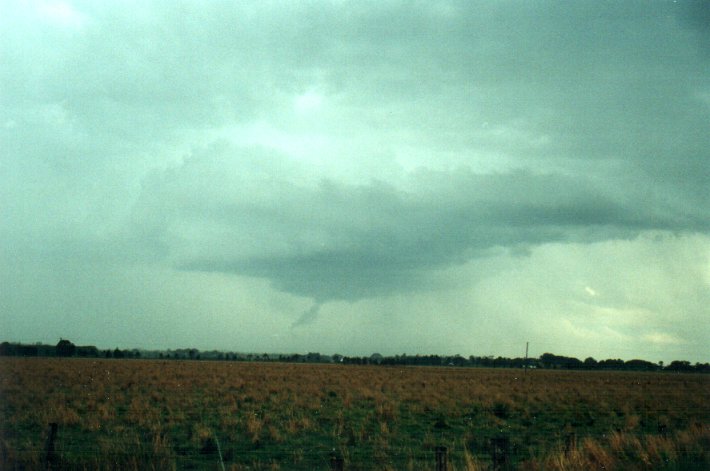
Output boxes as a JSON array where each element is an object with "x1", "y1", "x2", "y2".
[{"x1": 524, "y1": 341, "x2": 529, "y2": 374}]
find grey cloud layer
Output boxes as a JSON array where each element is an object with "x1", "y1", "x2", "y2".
[
  {"x1": 1, "y1": 1, "x2": 708, "y2": 350},
  {"x1": 133, "y1": 143, "x2": 706, "y2": 302},
  {"x1": 5, "y1": 2, "x2": 707, "y2": 150}
]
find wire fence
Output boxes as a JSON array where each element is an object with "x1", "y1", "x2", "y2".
[
  {"x1": 6, "y1": 440, "x2": 460, "y2": 471},
  {"x1": 2, "y1": 421, "x2": 708, "y2": 471}
]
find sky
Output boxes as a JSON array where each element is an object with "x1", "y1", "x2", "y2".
[{"x1": 1, "y1": 0, "x2": 709, "y2": 363}]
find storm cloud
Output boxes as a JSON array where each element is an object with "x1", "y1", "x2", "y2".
[
  {"x1": 133, "y1": 143, "x2": 706, "y2": 304},
  {"x1": 1, "y1": 1, "x2": 708, "y2": 361}
]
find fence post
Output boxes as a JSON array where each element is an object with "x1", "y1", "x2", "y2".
[
  {"x1": 435, "y1": 446, "x2": 447, "y2": 471},
  {"x1": 658, "y1": 424, "x2": 668, "y2": 437},
  {"x1": 491, "y1": 437, "x2": 509, "y2": 470},
  {"x1": 330, "y1": 455, "x2": 344, "y2": 471},
  {"x1": 44, "y1": 422, "x2": 58, "y2": 471}
]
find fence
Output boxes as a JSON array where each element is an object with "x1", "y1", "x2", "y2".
[
  {"x1": 4, "y1": 420, "x2": 699, "y2": 470},
  {"x1": 30, "y1": 422, "x2": 528, "y2": 470}
]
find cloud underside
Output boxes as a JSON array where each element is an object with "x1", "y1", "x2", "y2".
[{"x1": 137, "y1": 149, "x2": 707, "y2": 303}]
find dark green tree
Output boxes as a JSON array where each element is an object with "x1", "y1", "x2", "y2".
[{"x1": 56, "y1": 339, "x2": 76, "y2": 357}]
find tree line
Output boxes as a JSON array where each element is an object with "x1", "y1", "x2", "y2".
[
  {"x1": 0, "y1": 340, "x2": 140, "y2": 359},
  {"x1": 1, "y1": 340, "x2": 707, "y2": 373},
  {"x1": 337, "y1": 352, "x2": 709, "y2": 373}
]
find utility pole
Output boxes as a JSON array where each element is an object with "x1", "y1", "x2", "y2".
[{"x1": 524, "y1": 341, "x2": 529, "y2": 374}]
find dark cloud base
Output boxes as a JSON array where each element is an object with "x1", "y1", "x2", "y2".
[{"x1": 159, "y1": 155, "x2": 707, "y2": 303}]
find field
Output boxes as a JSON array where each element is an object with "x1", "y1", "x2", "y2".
[{"x1": 0, "y1": 358, "x2": 708, "y2": 470}]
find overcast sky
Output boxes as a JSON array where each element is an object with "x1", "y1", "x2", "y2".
[{"x1": 1, "y1": 1, "x2": 708, "y2": 362}]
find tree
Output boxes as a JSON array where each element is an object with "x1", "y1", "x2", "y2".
[
  {"x1": 598, "y1": 358, "x2": 624, "y2": 370},
  {"x1": 624, "y1": 359, "x2": 658, "y2": 371},
  {"x1": 56, "y1": 339, "x2": 76, "y2": 357},
  {"x1": 0, "y1": 342, "x2": 12, "y2": 356},
  {"x1": 666, "y1": 360, "x2": 693, "y2": 372}
]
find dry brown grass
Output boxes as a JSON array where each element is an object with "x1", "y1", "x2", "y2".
[
  {"x1": 521, "y1": 423, "x2": 710, "y2": 470},
  {"x1": 0, "y1": 358, "x2": 707, "y2": 470}
]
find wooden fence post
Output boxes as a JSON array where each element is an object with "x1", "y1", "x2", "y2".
[
  {"x1": 44, "y1": 422, "x2": 58, "y2": 471},
  {"x1": 435, "y1": 446, "x2": 447, "y2": 471},
  {"x1": 329, "y1": 455, "x2": 344, "y2": 471},
  {"x1": 491, "y1": 437, "x2": 510, "y2": 470},
  {"x1": 658, "y1": 424, "x2": 668, "y2": 437}
]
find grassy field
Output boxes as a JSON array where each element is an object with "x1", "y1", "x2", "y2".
[{"x1": 0, "y1": 358, "x2": 708, "y2": 470}]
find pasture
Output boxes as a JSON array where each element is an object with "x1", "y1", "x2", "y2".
[{"x1": 0, "y1": 358, "x2": 708, "y2": 470}]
